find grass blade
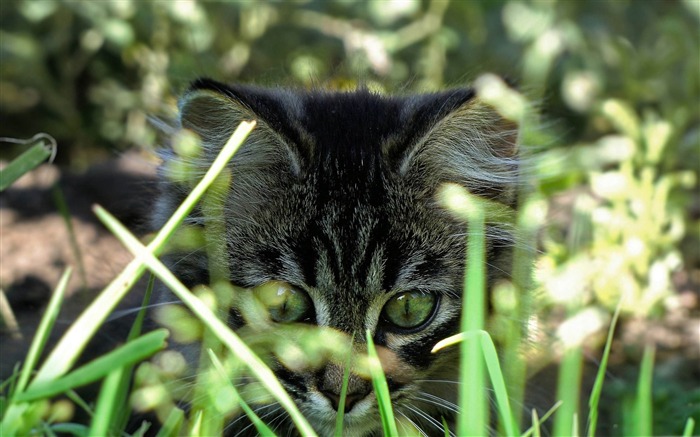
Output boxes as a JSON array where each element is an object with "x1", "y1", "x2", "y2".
[
  {"x1": 155, "y1": 407, "x2": 184, "y2": 437},
  {"x1": 553, "y1": 346, "x2": 583, "y2": 436},
  {"x1": 431, "y1": 330, "x2": 519, "y2": 436},
  {"x1": 586, "y1": 298, "x2": 623, "y2": 437},
  {"x1": 635, "y1": 346, "x2": 655, "y2": 437},
  {"x1": 521, "y1": 400, "x2": 563, "y2": 437},
  {"x1": 112, "y1": 275, "x2": 156, "y2": 432},
  {"x1": 206, "y1": 349, "x2": 275, "y2": 436},
  {"x1": 0, "y1": 290, "x2": 21, "y2": 340},
  {"x1": 52, "y1": 185, "x2": 88, "y2": 290},
  {"x1": 93, "y1": 204, "x2": 317, "y2": 436},
  {"x1": 440, "y1": 184, "x2": 488, "y2": 436},
  {"x1": 479, "y1": 332, "x2": 519, "y2": 436},
  {"x1": 334, "y1": 350, "x2": 352, "y2": 437},
  {"x1": 88, "y1": 366, "x2": 125, "y2": 436},
  {"x1": 30, "y1": 121, "x2": 254, "y2": 386},
  {"x1": 48, "y1": 423, "x2": 89, "y2": 436},
  {"x1": 16, "y1": 329, "x2": 168, "y2": 402},
  {"x1": 0, "y1": 134, "x2": 54, "y2": 191},
  {"x1": 531, "y1": 409, "x2": 541, "y2": 437},
  {"x1": 682, "y1": 417, "x2": 695, "y2": 437},
  {"x1": 365, "y1": 330, "x2": 398, "y2": 437},
  {"x1": 14, "y1": 268, "x2": 71, "y2": 395}
]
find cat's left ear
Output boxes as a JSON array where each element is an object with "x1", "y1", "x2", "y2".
[{"x1": 394, "y1": 90, "x2": 519, "y2": 204}]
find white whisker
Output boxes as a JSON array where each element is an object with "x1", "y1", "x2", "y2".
[{"x1": 107, "y1": 301, "x2": 181, "y2": 321}]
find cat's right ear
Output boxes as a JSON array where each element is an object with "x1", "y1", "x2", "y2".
[
  {"x1": 178, "y1": 85, "x2": 255, "y2": 151},
  {"x1": 175, "y1": 81, "x2": 304, "y2": 177}
]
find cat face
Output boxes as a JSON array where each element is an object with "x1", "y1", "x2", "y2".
[{"x1": 153, "y1": 79, "x2": 518, "y2": 436}]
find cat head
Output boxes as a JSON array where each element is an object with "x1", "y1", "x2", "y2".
[{"x1": 153, "y1": 79, "x2": 519, "y2": 435}]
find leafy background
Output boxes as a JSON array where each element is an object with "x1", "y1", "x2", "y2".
[{"x1": 1, "y1": 0, "x2": 699, "y2": 434}]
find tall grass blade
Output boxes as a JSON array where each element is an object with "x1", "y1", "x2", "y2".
[
  {"x1": 94, "y1": 204, "x2": 317, "y2": 436},
  {"x1": 49, "y1": 423, "x2": 89, "y2": 436},
  {"x1": 14, "y1": 268, "x2": 71, "y2": 395},
  {"x1": 682, "y1": 417, "x2": 695, "y2": 437},
  {"x1": 531, "y1": 409, "x2": 541, "y2": 437},
  {"x1": 0, "y1": 134, "x2": 54, "y2": 191},
  {"x1": 334, "y1": 350, "x2": 352, "y2": 437},
  {"x1": 553, "y1": 346, "x2": 583, "y2": 436},
  {"x1": 365, "y1": 330, "x2": 398, "y2": 437},
  {"x1": 635, "y1": 346, "x2": 655, "y2": 437},
  {"x1": 52, "y1": 185, "x2": 88, "y2": 291},
  {"x1": 586, "y1": 298, "x2": 623, "y2": 437},
  {"x1": 88, "y1": 367, "x2": 125, "y2": 436},
  {"x1": 503, "y1": 196, "x2": 543, "y2": 429},
  {"x1": 30, "y1": 121, "x2": 254, "y2": 386},
  {"x1": 438, "y1": 184, "x2": 490, "y2": 436},
  {"x1": 189, "y1": 409, "x2": 204, "y2": 437},
  {"x1": 431, "y1": 330, "x2": 519, "y2": 436},
  {"x1": 479, "y1": 332, "x2": 519, "y2": 435},
  {"x1": 0, "y1": 290, "x2": 21, "y2": 340}
]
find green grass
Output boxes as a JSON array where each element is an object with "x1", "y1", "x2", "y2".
[
  {"x1": 0, "y1": 134, "x2": 55, "y2": 192},
  {"x1": 1, "y1": 119, "x2": 695, "y2": 436}
]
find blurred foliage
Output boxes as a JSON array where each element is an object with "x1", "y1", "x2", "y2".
[
  {"x1": 1, "y1": 0, "x2": 698, "y2": 326},
  {"x1": 2, "y1": 1, "x2": 699, "y2": 434}
]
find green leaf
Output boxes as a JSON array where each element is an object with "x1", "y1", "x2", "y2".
[
  {"x1": 16, "y1": 329, "x2": 168, "y2": 402},
  {"x1": 0, "y1": 134, "x2": 54, "y2": 192}
]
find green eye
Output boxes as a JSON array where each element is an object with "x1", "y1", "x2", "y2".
[
  {"x1": 254, "y1": 282, "x2": 312, "y2": 323},
  {"x1": 382, "y1": 291, "x2": 438, "y2": 330}
]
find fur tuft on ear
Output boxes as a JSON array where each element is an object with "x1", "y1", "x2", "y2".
[
  {"x1": 178, "y1": 88, "x2": 254, "y2": 150},
  {"x1": 398, "y1": 95, "x2": 519, "y2": 205},
  {"x1": 167, "y1": 80, "x2": 304, "y2": 179}
]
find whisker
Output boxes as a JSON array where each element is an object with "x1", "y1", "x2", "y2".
[
  {"x1": 403, "y1": 404, "x2": 453, "y2": 437},
  {"x1": 415, "y1": 392, "x2": 459, "y2": 414},
  {"x1": 396, "y1": 409, "x2": 429, "y2": 437},
  {"x1": 107, "y1": 301, "x2": 181, "y2": 321}
]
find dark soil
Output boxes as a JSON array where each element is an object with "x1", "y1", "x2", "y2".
[{"x1": 1, "y1": 152, "x2": 158, "y2": 377}]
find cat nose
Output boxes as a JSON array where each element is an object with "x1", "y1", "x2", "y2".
[
  {"x1": 321, "y1": 387, "x2": 370, "y2": 413},
  {"x1": 318, "y1": 363, "x2": 372, "y2": 413}
]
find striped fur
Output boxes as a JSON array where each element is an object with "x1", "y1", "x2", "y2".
[{"x1": 153, "y1": 79, "x2": 519, "y2": 436}]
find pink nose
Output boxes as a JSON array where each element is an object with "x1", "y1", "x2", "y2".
[{"x1": 321, "y1": 388, "x2": 370, "y2": 413}]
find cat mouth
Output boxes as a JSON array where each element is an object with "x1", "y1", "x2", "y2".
[{"x1": 303, "y1": 393, "x2": 381, "y2": 436}]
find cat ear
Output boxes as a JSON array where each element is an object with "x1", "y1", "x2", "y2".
[
  {"x1": 396, "y1": 92, "x2": 519, "y2": 203},
  {"x1": 176, "y1": 80, "x2": 304, "y2": 177},
  {"x1": 178, "y1": 86, "x2": 254, "y2": 150}
]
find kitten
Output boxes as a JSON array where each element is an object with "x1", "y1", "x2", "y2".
[{"x1": 151, "y1": 78, "x2": 519, "y2": 436}]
